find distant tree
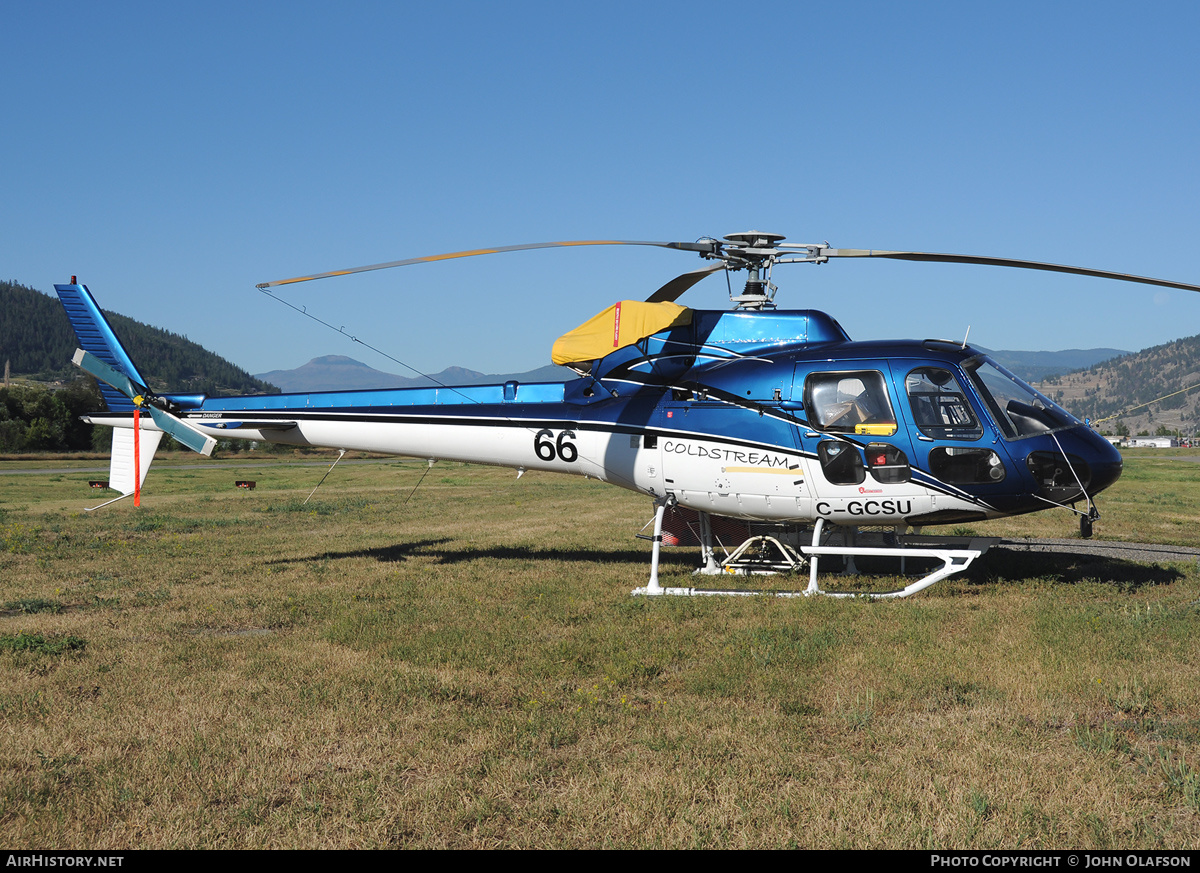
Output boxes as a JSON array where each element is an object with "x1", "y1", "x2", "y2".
[
  {"x1": 56, "y1": 377, "x2": 104, "y2": 449},
  {"x1": 0, "y1": 379, "x2": 104, "y2": 452},
  {"x1": 0, "y1": 418, "x2": 26, "y2": 452}
]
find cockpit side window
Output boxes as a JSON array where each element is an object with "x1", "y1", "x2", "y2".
[
  {"x1": 905, "y1": 367, "x2": 983, "y2": 440},
  {"x1": 804, "y1": 371, "x2": 897, "y2": 435}
]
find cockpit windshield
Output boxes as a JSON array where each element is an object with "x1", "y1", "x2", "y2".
[{"x1": 962, "y1": 355, "x2": 1081, "y2": 439}]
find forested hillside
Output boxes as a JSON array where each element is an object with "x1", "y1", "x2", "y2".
[
  {"x1": 1034, "y1": 335, "x2": 1200, "y2": 436},
  {"x1": 0, "y1": 280, "x2": 278, "y2": 395},
  {"x1": 0, "y1": 280, "x2": 279, "y2": 453}
]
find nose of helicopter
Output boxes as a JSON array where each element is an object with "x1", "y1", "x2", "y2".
[
  {"x1": 1086, "y1": 432, "x2": 1124, "y2": 495},
  {"x1": 1020, "y1": 425, "x2": 1123, "y2": 503}
]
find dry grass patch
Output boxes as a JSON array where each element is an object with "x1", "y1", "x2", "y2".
[{"x1": 1, "y1": 453, "x2": 1199, "y2": 847}]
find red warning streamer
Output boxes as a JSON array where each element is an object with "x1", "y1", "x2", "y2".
[{"x1": 133, "y1": 408, "x2": 141, "y2": 508}]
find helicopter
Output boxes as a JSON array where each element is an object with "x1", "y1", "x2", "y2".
[{"x1": 55, "y1": 231, "x2": 1200, "y2": 598}]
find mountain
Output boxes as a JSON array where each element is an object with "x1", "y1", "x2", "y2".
[
  {"x1": 982, "y1": 348, "x2": 1130, "y2": 383},
  {"x1": 0, "y1": 280, "x2": 278, "y2": 396},
  {"x1": 256, "y1": 355, "x2": 578, "y2": 392},
  {"x1": 259, "y1": 348, "x2": 1126, "y2": 394},
  {"x1": 1033, "y1": 336, "x2": 1200, "y2": 436}
]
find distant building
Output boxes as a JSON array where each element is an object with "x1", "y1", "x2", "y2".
[{"x1": 1127, "y1": 437, "x2": 1178, "y2": 448}]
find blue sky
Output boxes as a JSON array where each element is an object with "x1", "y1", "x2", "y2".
[{"x1": 4, "y1": 2, "x2": 1198, "y2": 377}]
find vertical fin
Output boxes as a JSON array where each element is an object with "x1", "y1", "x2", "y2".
[
  {"x1": 109, "y1": 425, "x2": 164, "y2": 497},
  {"x1": 54, "y1": 281, "x2": 146, "y2": 413}
]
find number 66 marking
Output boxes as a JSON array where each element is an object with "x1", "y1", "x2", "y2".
[{"x1": 534, "y1": 428, "x2": 578, "y2": 463}]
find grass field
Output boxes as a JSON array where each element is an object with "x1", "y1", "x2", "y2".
[{"x1": 1, "y1": 449, "x2": 1198, "y2": 848}]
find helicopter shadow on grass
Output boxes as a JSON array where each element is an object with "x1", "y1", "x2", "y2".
[
  {"x1": 263, "y1": 540, "x2": 1184, "y2": 594},
  {"x1": 265, "y1": 538, "x2": 697, "y2": 569},
  {"x1": 265, "y1": 538, "x2": 454, "y2": 566},
  {"x1": 761, "y1": 549, "x2": 1186, "y2": 596},
  {"x1": 963, "y1": 549, "x2": 1186, "y2": 594}
]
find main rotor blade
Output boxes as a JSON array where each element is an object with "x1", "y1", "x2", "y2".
[
  {"x1": 258, "y1": 239, "x2": 718, "y2": 289},
  {"x1": 645, "y1": 263, "x2": 727, "y2": 303},
  {"x1": 824, "y1": 249, "x2": 1200, "y2": 294}
]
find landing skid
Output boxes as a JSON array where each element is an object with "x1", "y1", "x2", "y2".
[
  {"x1": 631, "y1": 506, "x2": 994, "y2": 600},
  {"x1": 800, "y1": 518, "x2": 993, "y2": 599}
]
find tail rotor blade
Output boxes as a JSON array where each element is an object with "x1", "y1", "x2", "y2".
[
  {"x1": 74, "y1": 348, "x2": 216, "y2": 456},
  {"x1": 146, "y1": 407, "x2": 217, "y2": 457},
  {"x1": 73, "y1": 348, "x2": 144, "y2": 400}
]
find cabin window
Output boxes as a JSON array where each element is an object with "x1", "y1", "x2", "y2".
[
  {"x1": 818, "y1": 440, "x2": 865, "y2": 485},
  {"x1": 929, "y1": 447, "x2": 1006, "y2": 484},
  {"x1": 865, "y1": 443, "x2": 911, "y2": 484},
  {"x1": 905, "y1": 368, "x2": 983, "y2": 440},
  {"x1": 804, "y1": 371, "x2": 897, "y2": 435}
]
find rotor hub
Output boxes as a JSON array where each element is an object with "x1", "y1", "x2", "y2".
[
  {"x1": 716, "y1": 231, "x2": 787, "y2": 309},
  {"x1": 723, "y1": 231, "x2": 786, "y2": 249}
]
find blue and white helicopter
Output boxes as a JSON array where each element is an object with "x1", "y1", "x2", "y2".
[{"x1": 56, "y1": 232, "x2": 1200, "y2": 598}]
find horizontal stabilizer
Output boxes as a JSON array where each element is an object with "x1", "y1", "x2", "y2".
[{"x1": 202, "y1": 420, "x2": 298, "y2": 431}]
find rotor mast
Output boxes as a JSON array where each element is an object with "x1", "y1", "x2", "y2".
[{"x1": 710, "y1": 231, "x2": 788, "y2": 310}]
